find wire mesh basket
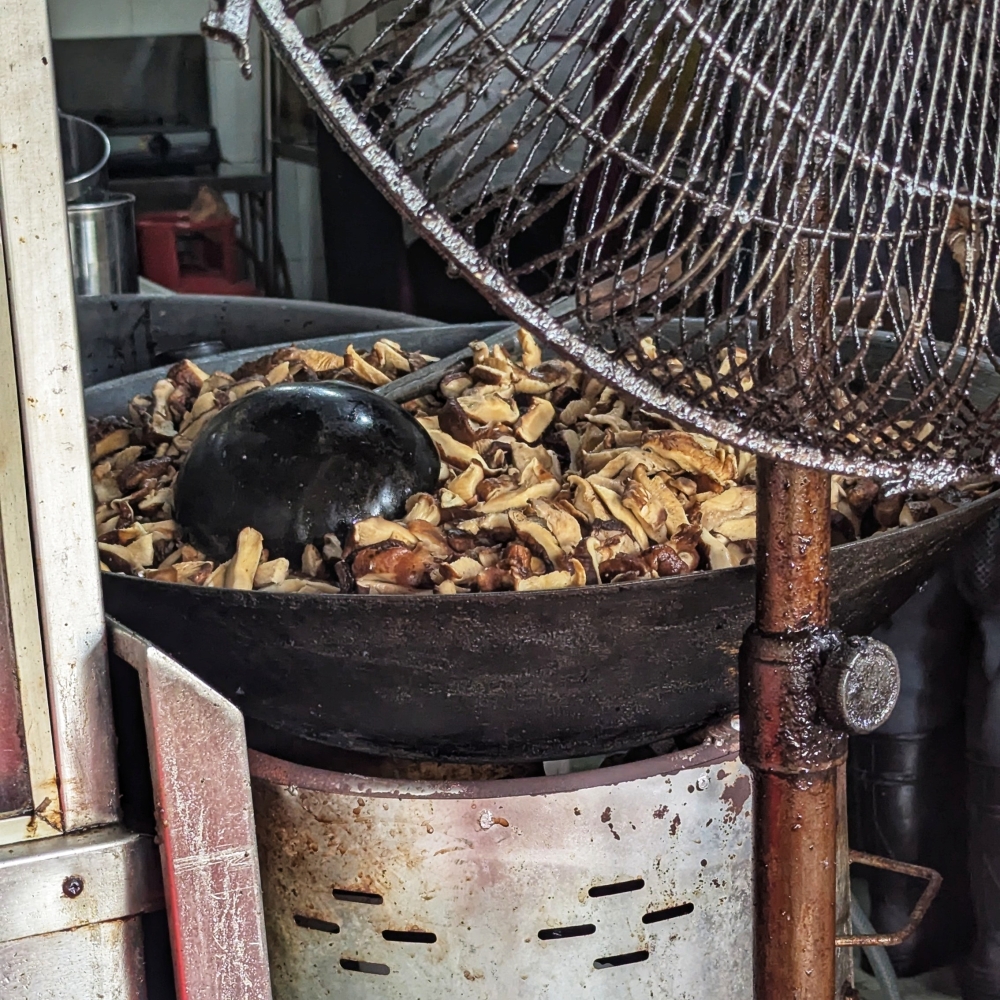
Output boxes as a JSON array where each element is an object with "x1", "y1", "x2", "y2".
[{"x1": 208, "y1": 0, "x2": 1000, "y2": 487}]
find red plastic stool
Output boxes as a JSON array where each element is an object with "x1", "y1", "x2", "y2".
[{"x1": 136, "y1": 211, "x2": 258, "y2": 296}]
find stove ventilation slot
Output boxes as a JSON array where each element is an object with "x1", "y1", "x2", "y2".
[
  {"x1": 537, "y1": 924, "x2": 596, "y2": 940},
  {"x1": 642, "y1": 902, "x2": 694, "y2": 924},
  {"x1": 293, "y1": 915, "x2": 340, "y2": 934},
  {"x1": 332, "y1": 889, "x2": 383, "y2": 905},
  {"x1": 588, "y1": 878, "x2": 645, "y2": 897},
  {"x1": 340, "y1": 959, "x2": 390, "y2": 975},
  {"x1": 382, "y1": 930, "x2": 436, "y2": 944},
  {"x1": 594, "y1": 950, "x2": 650, "y2": 969}
]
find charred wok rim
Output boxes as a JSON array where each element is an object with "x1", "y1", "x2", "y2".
[
  {"x1": 106, "y1": 486, "x2": 1000, "y2": 604},
  {"x1": 247, "y1": 739, "x2": 740, "y2": 799}
]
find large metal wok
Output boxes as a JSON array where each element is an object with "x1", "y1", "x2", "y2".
[{"x1": 85, "y1": 310, "x2": 1000, "y2": 763}]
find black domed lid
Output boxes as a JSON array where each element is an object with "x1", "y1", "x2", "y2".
[{"x1": 174, "y1": 382, "x2": 440, "y2": 561}]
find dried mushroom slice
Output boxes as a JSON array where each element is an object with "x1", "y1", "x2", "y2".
[{"x1": 698, "y1": 486, "x2": 757, "y2": 534}]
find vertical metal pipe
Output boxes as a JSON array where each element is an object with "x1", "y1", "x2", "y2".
[
  {"x1": 756, "y1": 460, "x2": 831, "y2": 633},
  {"x1": 754, "y1": 769, "x2": 840, "y2": 999},
  {"x1": 835, "y1": 763, "x2": 854, "y2": 994},
  {"x1": 749, "y1": 458, "x2": 840, "y2": 1000},
  {"x1": 262, "y1": 36, "x2": 278, "y2": 294}
]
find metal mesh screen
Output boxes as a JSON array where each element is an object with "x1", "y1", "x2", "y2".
[
  {"x1": 956, "y1": 505, "x2": 1000, "y2": 615},
  {"x1": 235, "y1": 0, "x2": 1000, "y2": 486}
]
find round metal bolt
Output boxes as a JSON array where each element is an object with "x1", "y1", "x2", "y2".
[
  {"x1": 818, "y1": 636, "x2": 900, "y2": 735},
  {"x1": 62, "y1": 875, "x2": 85, "y2": 898},
  {"x1": 695, "y1": 775, "x2": 709, "y2": 791}
]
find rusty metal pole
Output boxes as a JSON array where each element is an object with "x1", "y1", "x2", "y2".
[
  {"x1": 740, "y1": 150, "x2": 851, "y2": 997},
  {"x1": 743, "y1": 458, "x2": 846, "y2": 1000}
]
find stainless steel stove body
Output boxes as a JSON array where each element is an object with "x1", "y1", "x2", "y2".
[{"x1": 250, "y1": 732, "x2": 753, "y2": 999}]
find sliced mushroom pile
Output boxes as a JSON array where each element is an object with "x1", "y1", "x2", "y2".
[
  {"x1": 90, "y1": 331, "x2": 993, "y2": 596},
  {"x1": 89, "y1": 339, "x2": 436, "y2": 595}
]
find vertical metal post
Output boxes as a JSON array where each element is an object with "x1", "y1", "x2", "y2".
[
  {"x1": 742, "y1": 153, "x2": 847, "y2": 997},
  {"x1": 262, "y1": 33, "x2": 278, "y2": 294},
  {"x1": 745, "y1": 459, "x2": 843, "y2": 1000},
  {"x1": 0, "y1": 0, "x2": 118, "y2": 831}
]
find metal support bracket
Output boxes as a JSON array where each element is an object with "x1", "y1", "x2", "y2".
[
  {"x1": 835, "y1": 851, "x2": 942, "y2": 949},
  {"x1": 111, "y1": 619, "x2": 272, "y2": 1000},
  {"x1": 0, "y1": 825, "x2": 162, "y2": 944}
]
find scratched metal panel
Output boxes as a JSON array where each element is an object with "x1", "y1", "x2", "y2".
[
  {"x1": 0, "y1": 917, "x2": 146, "y2": 1000},
  {"x1": 0, "y1": 528, "x2": 30, "y2": 819},
  {"x1": 251, "y1": 739, "x2": 753, "y2": 999}
]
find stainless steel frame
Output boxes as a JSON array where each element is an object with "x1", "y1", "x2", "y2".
[
  {"x1": 113, "y1": 623, "x2": 273, "y2": 1000},
  {"x1": 0, "y1": 3, "x2": 152, "y2": 995},
  {"x1": 0, "y1": 826, "x2": 162, "y2": 944},
  {"x1": 0, "y1": 0, "x2": 118, "y2": 835}
]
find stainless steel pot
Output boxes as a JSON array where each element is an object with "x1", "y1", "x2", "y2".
[
  {"x1": 59, "y1": 112, "x2": 110, "y2": 204},
  {"x1": 67, "y1": 193, "x2": 139, "y2": 296}
]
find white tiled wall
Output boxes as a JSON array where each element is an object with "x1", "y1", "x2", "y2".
[
  {"x1": 277, "y1": 158, "x2": 327, "y2": 301},
  {"x1": 207, "y1": 22, "x2": 263, "y2": 175},
  {"x1": 47, "y1": 0, "x2": 263, "y2": 174},
  {"x1": 47, "y1": 0, "x2": 209, "y2": 39},
  {"x1": 46, "y1": 0, "x2": 327, "y2": 299}
]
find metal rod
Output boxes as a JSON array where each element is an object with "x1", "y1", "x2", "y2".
[
  {"x1": 749, "y1": 458, "x2": 839, "y2": 1000},
  {"x1": 754, "y1": 767, "x2": 839, "y2": 999},
  {"x1": 262, "y1": 35, "x2": 278, "y2": 295},
  {"x1": 756, "y1": 460, "x2": 831, "y2": 632},
  {"x1": 835, "y1": 852, "x2": 942, "y2": 949}
]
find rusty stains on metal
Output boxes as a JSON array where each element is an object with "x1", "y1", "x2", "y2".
[
  {"x1": 652, "y1": 804, "x2": 668, "y2": 820},
  {"x1": 670, "y1": 815, "x2": 681, "y2": 836},
  {"x1": 477, "y1": 809, "x2": 509, "y2": 830},
  {"x1": 754, "y1": 769, "x2": 840, "y2": 1000},
  {"x1": 721, "y1": 776, "x2": 751, "y2": 818},
  {"x1": 756, "y1": 460, "x2": 832, "y2": 633},
  {"x1": 250, "y1": 738, "x2": 753, "y2": 997},
  {"x1": 743, "y1": 457, "x2": 843, "y2": 1000},
  {"x1": 599, "y1": 806, "x2": 621, "y2": 840}
]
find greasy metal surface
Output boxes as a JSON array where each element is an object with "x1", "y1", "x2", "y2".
[
  {"x1": 756, "y1": 460, "x2": 832, "y2": 633},
  {"x1": 0, "y1": 825, "x2": 162, "y2": 943},
  {"x1": 74, "y1": 295, "x2": 443, "y2": 387},
  {"x1": 746, "y1": 458, "x2": 840, "y2": 1000},
  {"x1": 739, "y1": 627, "x2": 848, "y2": 774},
  {"x1": 111, "y1": 622, "x2": 272, "y2": 1000},
  {"x1": 818, "y1": 637, "x2": 900, "y2": 735},
  {"x1": 0, "y1": 1, "x2": 119, "y2": 832},
  {"x1": 99, "y1": 487, "x2": 1000, "y2": 763},
  {"x1": 0, "y1": 916, "x2": 148, "y2": 1000},
  {"x1": 214, "y1": 0, "x2": 1000, "y2": 487},
  {"x1": 249, "y1": 730, "x2": 752, "y2": 999},
  {"x1": 835, "y1": 851, "x2": 943, "y2": 949},
  {"x1": 754, "y1": 769, "x2": 840, "y2": 1000}
]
